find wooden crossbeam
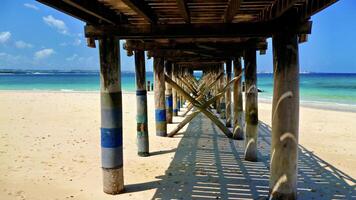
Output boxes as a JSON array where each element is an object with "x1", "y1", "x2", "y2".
[
  {"x1": 224, "y1": 0, "x2": 241, "y2": 23},
  {"x1": 121, "y1": 0, "x2": 157, "y2": 24},
  {"x1": 85, "y1": 21, "x2": 312, "y2": 39},
  {"x1": 260, "y1": 0, "x2": 299, "y2": 21},
  {"x1": 165, "y1": 75, "x2": 233, "y2": 138},
  {"x1": 176, "y1": 0, "x2": 190, "y2": 23},
  {"x1": 168, "y1": 73, "x2": 242, "y2": 137},
  {"x1": 37, "y1": 0, "x2": 114, "y2": 24}
]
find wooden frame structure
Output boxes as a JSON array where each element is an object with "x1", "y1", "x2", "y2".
[{"x1": 37, "y1": 0, "x2": 339, "y2": 199}]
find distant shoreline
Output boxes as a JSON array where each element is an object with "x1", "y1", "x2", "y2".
[{"x1": 1, "y1": 90, "x2": 355, "y2": 113}]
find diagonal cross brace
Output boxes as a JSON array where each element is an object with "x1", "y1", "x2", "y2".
[
  {"x1": 165, "y1": 73, "x2": 242, "y2": 138},
  {"x1": 168, "y1": 73, "x2": 242, "y2": 137}
]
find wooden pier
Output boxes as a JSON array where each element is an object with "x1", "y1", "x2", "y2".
[{"x1": 37, "y1": 0, "x2": 339, "y2": 199}]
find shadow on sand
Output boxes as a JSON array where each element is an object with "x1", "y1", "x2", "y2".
[{"x1": 131, "y1": 113, "x2": 356, "y2": 199}]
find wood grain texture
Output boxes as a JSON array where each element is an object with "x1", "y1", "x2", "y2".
[
  {"x1": 233, "y1": 57, "x2": 244, "y2": 140},
  {"x1": 269, "y1": 32, "x2": 299, "y2": 200},
  {"x1": 244, "y1": 48, "x2": 258, "y2": 162}
]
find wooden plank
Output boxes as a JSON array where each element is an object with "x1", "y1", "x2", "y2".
[
  {"x1": 224, "y1": 0, "x2": 241, "y2": 23},
  {"x1": 121, "y1": 0, "x2": 158, "y2": 23},
  {"x1": 62, "y1": 0, "x2": 127, "y2": 24},
  {"x1": 260, "y1": 0, "x2": 298, "y2": 21},
  {"x1": 85, "y1": 21, "x2": 312, "y2": 39},
  {"x1": 176, "y1": 0, "x2": 190, "y2": 23}
]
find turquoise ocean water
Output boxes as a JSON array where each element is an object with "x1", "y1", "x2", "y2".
[{"x1": 1, "y1": 71, "x2": 356, "y2": 110}]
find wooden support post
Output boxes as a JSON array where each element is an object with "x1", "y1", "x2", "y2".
[
  {"x1": 225, "y1": 60, "x2": 232, "y2": 127},
  {"x1": 219, "y1": 65, "x2": 226, "y2": 119},
  {"x1": 269, "y1": 32, "x2": 300, "y2": 200},
  {"x1": 99, "y1": 37, "x2": 124, "y2": 194},
  {"x1": 233, "y1": 57, "x2": 244, "y2": 140},
  {"x1": 177, "y1": 67, "x2": 181, "y2": 110},
  {"x1": 165, "y1": 61, "x2": 173, "y2": 123},
  {"x1": 134, "y1": 50, "x2": 149, "y2": 157},
  {"x1": 244, "y1": 49, "x2": 258, "y2": 162},
  {"x1": 216, "y1": 67, "x2": 221, "y2": 113},
  {"x1": 172, "y1": 64, "x2": 178, "y2": 116},
  {"x1": 154, "y1": 57, "x2": 167, "y2": 137}
]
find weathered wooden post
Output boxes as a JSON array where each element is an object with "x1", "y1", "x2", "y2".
[
  {"x1": 269, "y1": 32, "x2": 300, "y2": 200},
  {"x1": 177, "y1": 66, "x2": 181, "y2": 111},
  {"x1": 233, "y1": 57, "x2": 244, "y2": 140},
  {"x1": 225, "y1": 60, "x2": 232, "y2": 127},
  {"x1": 219, "y1": 65, "x2": 226, "y2": 119},
  {"x1": 134, "y1": 50, "x2": 149, "y2": 157},
  {"x1": 215, "y1": 66, "x2": 221, "y2": 113},
  {"x1": 165, "y1": 61, "x2": 173, "y2": 123},
  {"x1": 244, "y1": 49, "x2": 258, "y2": 162},
  {"x1": 154, "y1": 57, "x2": 167, "y2": 137},
  {"x1": 172, "y1": 64, "x2": 178, "y2": 116},
  {"x1": 99, "y1": 37, "x2": 124, "y2": 194}
]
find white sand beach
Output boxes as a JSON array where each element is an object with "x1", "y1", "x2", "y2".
[{"x1": 0, "y1": 91, "x2": 355, "y2": 199}]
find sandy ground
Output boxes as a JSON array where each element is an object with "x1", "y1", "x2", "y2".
[{"x1": 0, "y1": 91, "x2": 355, "y2": 199}]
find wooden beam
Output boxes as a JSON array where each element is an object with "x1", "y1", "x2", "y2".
[
  {"x1": 85, "y1": 21, "x2": 312, "y2": 39},
  {"x1": 176, "y1": 0, "x2": 190, "y2": 23},
  {"x1": 121, "y1": 0, "x2": 157, "y2": 24},
  {"x1": 261, "y1": 0, "x2": 299, "y2": 21},
  {"x1": 62, "y1": 0, "x2": 127, "y2": 24},
  {"x1": 224, "y1": 0, "x2": 241, "y2": 23},
  {"x1": 37, "y1": 0, "x2": 127, "y2": 24},
  {"x1": 37, "y1": 0, "x2": 103, "y2": 24}
]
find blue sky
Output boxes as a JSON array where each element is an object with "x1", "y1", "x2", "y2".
[{"x1": 0, "y1": 0, "x2": 355, "y2": 72}]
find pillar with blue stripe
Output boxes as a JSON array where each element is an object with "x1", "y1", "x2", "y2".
[
  {"x1": 172, "y1": 64, "x2": 178, "y2": 116},
  {"x1": 134, "y1": 50, "x2": 149, "y2": 156},
  {"x1": 99, "y1": 37, "x2": 124, "y2": 194},
  {"x1": 154, "y1": 57, "x2": 167, "y2": 136},
  {"x1": 165, "y1": 61, "x2": 173, "y2": 123}
]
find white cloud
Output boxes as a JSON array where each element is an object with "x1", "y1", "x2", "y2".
[
  {"x1": 24, "y1": 3, "x2": 39, "y2": 10},
  {"x1": 66, "y1": 54, "x2": 78, "y2": 61},
  {"x1": 0, "y1": 32, "x2": 11, "y2": 43},
  {"x1": 15, "y1": 40, "x2": 33, "y2": 49},
  {"x1": 43, "y1": 15, "x2": 68, "y2": 35},
  {"x1": 34, "y1": 48, "x2": 54, "y2": 60}
]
